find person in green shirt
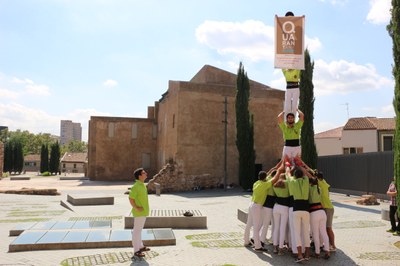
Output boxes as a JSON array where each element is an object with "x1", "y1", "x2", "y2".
[
  {"x1": 129, "y1": 168, "x2": 150, "y2": 258},
  {"x1": 244, "y1": 166, "x2": 281, "y2": 252},
  {"x1": 278, "y1": 110, "x2": 304, "y2": 166},
  {"x1": 317, "y1": 172, "x2": 336, "y2": 252},
  {"x1": 272, "y1": 174, "x2": 290, "y2": 255},
  {"x1": 287, "y1": 166, "x2": 310, "y2": 263},
  {"x1": 309, "y1": 177, "x2": 331, "y2": 259},
  {"x1": 260, "y1": 166, "x2": 279, "y2": 246}
]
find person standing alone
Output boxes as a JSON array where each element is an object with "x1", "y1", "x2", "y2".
[
  {"x1": 129, "y1": 168, "x2": 151, "y2": 257},
  {"x1": 387, "y1": 178, "x2": 400, "y2": 236}
]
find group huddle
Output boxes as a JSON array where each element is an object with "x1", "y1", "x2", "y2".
[{"x1": 243, "y1": 156, "x2": 336, "y2": 263}]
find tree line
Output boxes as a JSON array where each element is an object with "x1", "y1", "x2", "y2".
[{"x1": 1, "y1": 129, "x2": 87, "y2": 175}]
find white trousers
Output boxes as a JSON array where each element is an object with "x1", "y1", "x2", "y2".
[
  {"x1": 284, "y1": 88, "x2": 300, "y2": 115},
  {"x1": 293, "y1": 210, "x2": 310, "y2": 248},
  {"x1": 244, "y1": 202, "x2": 263, "y2": 249},
  {"x1": 260, "y1": 207, "x2": 274, "y2": 242},
  {"x1": 132, "y1": 216, "x2": 146, "y2": 252},
  {"x1": 273, "y1": 203, "x2": 289, "y2": 248},
  {"x1": 282, "y1": 146, "x2": 301, "y2": 164},
  {"x1": 288, "y1": 207, "x2": 297, "y2": 254},
  {"x1": 310, "y1": 210, "x2": 330, "y2": 254}
]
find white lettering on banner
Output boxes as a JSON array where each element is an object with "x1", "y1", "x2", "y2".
[
  {"x1": 281, "y1": 21, "x2": 296, "y2": 52},
  {"x1": 282, "y1": 21, "x2": 295, "y2": 34}
]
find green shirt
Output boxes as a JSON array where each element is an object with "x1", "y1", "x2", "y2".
[
  {"x1": 129, "y1": 180, "x2": 150, "y2": 217},
  {"x1": 252, "y1": 179, "x2": 273, "y2": 205},
  {"x1": 266, "y1": 175, "x2": 276, "y2": 197},
  {"x1": 309, "y1": 185, "x2": 321, "y2": 204},
  {"x1": 282, "y1": 69, "x2": 300, "y2": 82},
  {"x1": 288, "y1": 176, "x2": 309, "y2": 200},
  {"x1": 273, "y1": 181, "x2": 290, "y2": 198},
  {"x1": 318, "y1": 179, "x2": 334, "y2": 209},
  {"x1": 279, "y1": 120, "x2": 303, "y2": 141}
]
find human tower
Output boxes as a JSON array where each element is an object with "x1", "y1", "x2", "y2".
[{"x1": 243, "y1": 11, "x2": 336, "y2": 263}]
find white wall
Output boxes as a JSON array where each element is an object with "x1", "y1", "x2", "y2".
[
  {"x1": 315, "y1": 138, "x2": 343, "y2": 156},
  {"x1": 341, "y1": 129, "x2": 377, "y2": 152}
]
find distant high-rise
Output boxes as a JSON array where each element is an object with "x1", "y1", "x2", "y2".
[{"x1": 60, "y1": 120, "x2": 82, "y2": 145}]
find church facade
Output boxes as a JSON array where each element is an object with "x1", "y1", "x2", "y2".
[{"x1": 87, "y1": 65, "x2": 285, "y2": 185}]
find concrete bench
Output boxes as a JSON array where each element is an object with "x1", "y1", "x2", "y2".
[
  {"x1": 237, "y1": 209, "x2": 248, "y2": 224},
  {"x1": 125, "y1": 209, "x2": 207, "y2": 229},
  {"x1": 67, "y1": 194, "x2": 114, "y2": 206},
  {"x1": 10, "y1": 176, "x2": 31, "y2": 180}
]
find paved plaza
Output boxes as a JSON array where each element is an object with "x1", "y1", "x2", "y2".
[{"x1": 0, "y1": 175, "x2": 400, "y2": 266}]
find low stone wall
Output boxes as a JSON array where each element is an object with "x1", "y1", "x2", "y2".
[{"x1": 147, "y1": 161, "x2": 220, "y2": 193}]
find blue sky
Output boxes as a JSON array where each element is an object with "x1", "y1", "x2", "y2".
[{"x1": 0, "y1": 0, "x2": 394, "y2": 141}]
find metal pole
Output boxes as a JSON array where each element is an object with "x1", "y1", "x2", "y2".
[{"x1": 223, "y1": 96, "x2": 228, "y2": 191}]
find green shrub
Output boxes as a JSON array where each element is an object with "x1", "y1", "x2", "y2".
[{"x1": 41, "y1": 171, "x2": 51, "y2": 176}]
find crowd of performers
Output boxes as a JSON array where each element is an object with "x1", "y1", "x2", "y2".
[
  {"x1": 243, "y1": 152, "x2": 336, "y2": 262},
  {"x1": 243, "y1": 47, "x2": 336, "y2": 262}
]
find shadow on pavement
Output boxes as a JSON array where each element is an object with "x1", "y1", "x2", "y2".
[{"x1": 333, "y1": 201, "x2": 381, "y2": 215}]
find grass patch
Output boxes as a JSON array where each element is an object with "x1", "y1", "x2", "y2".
[
  {"x1": 0, "y1": 218, "x2": 50, "y2": 223},
  {"x1": 60, "y1": 251, "x2": 159, "y2": 266},
  {"x1": 186, "y1": 232, "x2": 242, "y2": 240},
  {"x1": 358, "y1": 252, "x2": 400, "y2": 260},
  {"x1": 8, "y1": 210, "x2": 65, "y2": 217},
  {"x1": 191, "y1": 239, "x2": 243, "y2": 248},
  {"x1": 68, "y1": 216, "x2": 122, "y2": 221}
]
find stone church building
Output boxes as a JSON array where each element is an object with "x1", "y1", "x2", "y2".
[{"x1": 87, "y1": 65, "x2": 285, "y2": 187}]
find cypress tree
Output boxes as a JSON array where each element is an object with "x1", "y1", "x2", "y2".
[
  {"x1": 299, "y1": 49, "x2": 318, "y2": 169},
  {"x1": 13, "y1": 141, "x2": 24, "y2": 174},
  {"x1": 235, "y1": 62, "x2": 256, "y2": 190},
  {"x1": 388, "y1": 0, "x2": 400, "y2": 211},
  {"x1": 49, "y1": 142, "x2": 61, "y2": 174},
  {"x1": 40, "y1": 144, "x2": 49, "y2": 173},
  {"x1": 4, "y1": 142, "x2": 12, "y2": 173}
]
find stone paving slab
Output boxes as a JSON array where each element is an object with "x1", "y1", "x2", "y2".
[
  {"x1": 9, "y1": 228, "x2": 175, "y2": 252},
  {"x1": 1, "y1": 177, "x2": 400, "y2": 265}
]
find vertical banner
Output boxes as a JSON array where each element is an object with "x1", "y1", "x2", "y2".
[{"x1": 274, "y1": 15, "x2": 305, "y2": 70}]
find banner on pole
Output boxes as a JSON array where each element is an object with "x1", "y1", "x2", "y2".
[{"x1": 274, "y1": 15, "x2": 305, "y2": 70}]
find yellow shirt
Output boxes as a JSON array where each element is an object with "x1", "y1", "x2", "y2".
[
  {"x1": 282, "y1": 69, "x2": 300, "y2": 82},
  {"x1": 318, "y1": 179, "x2": 334, "y2": 209},
  {"x1": 252, "y1": 179, "x2": 273, "y2": 205}
]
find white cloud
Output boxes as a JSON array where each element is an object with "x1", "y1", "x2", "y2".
[
  {"x1": 103, "y1": 79, "x2": 118, "y2": 87},
  {"x1": 268, "y1": 59, "x2": 393, "y2": 95},
  {"x1": 25, "y1": 84, "x2": 50, "y2": 96},
  {"x1": 313, "y1": 59, "x2": 393, "y2": 96},
  {"x1": 195, "y1": 20, "x2": 320, "y2": 63},
  {"x1": 0, "y1": 89, "x2": 19, "y2": 99},
  {"x1": 0, "y1": 75, "x2": 51, "y2": 97},
  {"x1": 0, "y1": 103, "x2": 60, "y2": 135},
  {"x1": 0, "y1": 102, "x2": 112, "y2": 142},
  {"x1": 318, "y1": 0, "x2": 348, "y2": 6},
  {"x1": 381, "y1": 103, "x2": 395, "y2": 116},
  {"x1": 367, "y1": 0, "x2": 391, "y2": 25}
]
